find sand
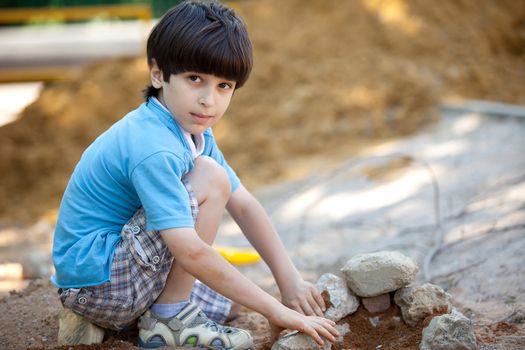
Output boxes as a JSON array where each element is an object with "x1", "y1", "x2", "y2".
[{"x1": 0, "y1": 0, "x2": 524, "y2": 224}]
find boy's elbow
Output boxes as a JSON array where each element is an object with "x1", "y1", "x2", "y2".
[
  {"x1": 161, "y1": 228, "x2": 210, "y2": 267},
  {"x1": 185, "y1": 244, "x2": 208, "y2": 262},
  {"x1": 177, "y1": 241, "x2": 211, "y2": 270}
]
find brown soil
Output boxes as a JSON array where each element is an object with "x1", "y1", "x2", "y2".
[
  {"x1": 0, "y1": 279, "x2": 522, "y2": 350},
  {"x1": 335, "y1": 305, "x2": 423, "y2": 350},
  {"x1": 1, "y1": 0, "x2": 524, "y2": 224},
  {"x1": 330, "y1": 291, "x2": 448, "y2": 350},
  {"x1": 321, "y1": 290, "x2": 333, "y2": 310},
  {"x1": 476, "y1": 321, "x2": 523, "y2": 345}
]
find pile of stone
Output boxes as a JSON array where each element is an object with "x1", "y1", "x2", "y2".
[{"x1": 272, "y1": 251, "x2": 477, "y2": 350}]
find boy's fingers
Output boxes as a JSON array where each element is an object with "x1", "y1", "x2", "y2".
[
  {"x1": 313, "y1": 289, "x2": 326, "y2": 312},
  {"x1": 314, "y1": 318, "x2": 340, "y2": 338},
  {"x1": 313, "y1": 305, "x2": 324, "y2": 318},
  {"x1": 314, "y1": 323, "x2": 337, "y2": 343},
  {"x1": 304, "y1": 326, "x2": 324, "y2": 346},
  {"x1": 307, "y1": 295, "x2": 324, "y2": 317},
  {"x1": 300, "y1": 300, "x2": 315, "y2": 316}
]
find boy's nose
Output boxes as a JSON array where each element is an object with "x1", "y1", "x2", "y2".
[{"x1": 199, "y1": 90, "x2": 215, "y2": 107}]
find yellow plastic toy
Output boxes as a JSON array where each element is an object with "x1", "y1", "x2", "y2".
[{"x1": 213, "y1": 245, "x2": 261, "y2": 265}]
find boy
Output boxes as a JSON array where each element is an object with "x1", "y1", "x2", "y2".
[{"x1": 52, "y1": 1, "x2": 339, "y2": 349}]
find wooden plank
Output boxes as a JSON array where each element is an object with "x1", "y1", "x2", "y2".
[
  {"x1": 0, "y1": 66, "x2": 81, "y2": 83},
  {"x1": 0, "y1": 4, "x2": 152, "y2": 24}
]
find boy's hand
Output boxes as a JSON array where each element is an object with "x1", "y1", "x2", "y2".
[
  {"x1": 268, "y1": 305, "x2": 339, "y2": 346},
  {"x1": 281, "y1": 277, "x2": 326, "y2": 317}
]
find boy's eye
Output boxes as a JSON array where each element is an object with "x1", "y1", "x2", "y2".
[
  {"x1": 219, "y1": 82, "x2": 234, "y2": 90},
  {"x1": 188, "y1": 75, "x2": 201, "y2": 82}
]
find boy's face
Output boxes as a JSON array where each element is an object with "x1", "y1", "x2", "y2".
[{"x1": 151, "y1": 65, "x2": 236, "y2": 135}]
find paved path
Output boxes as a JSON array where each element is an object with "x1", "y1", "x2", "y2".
[{"x1": 216, "y1": 107, "x2": 525, "y2": 328}]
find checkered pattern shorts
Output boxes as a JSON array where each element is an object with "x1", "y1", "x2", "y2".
[{"x1": 58, "y1": 178, "x2": 232, "y2": 330}]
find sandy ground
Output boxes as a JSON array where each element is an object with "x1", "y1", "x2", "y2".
[
  {"x1": 1, "y1": 0, "x2": 524, "y2": 224},
  {"x1": 0, "y1": 106, "x2": 523, "y2": 349}
]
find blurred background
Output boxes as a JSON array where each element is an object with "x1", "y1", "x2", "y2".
[{"x1": 0, "y1": 0, "x2": 524, "y2": 293}]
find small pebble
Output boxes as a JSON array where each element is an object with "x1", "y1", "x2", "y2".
[{"x1": 369, "y1": 316, "x2": 380, "y2": 327}]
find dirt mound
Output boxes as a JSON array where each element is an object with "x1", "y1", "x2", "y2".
[
  {"x1": 1, "y1": 0, "x2": 524, "y2": 224},
  {"x1": 0, "y1": 59, "x2": 148, "y2": 224}
]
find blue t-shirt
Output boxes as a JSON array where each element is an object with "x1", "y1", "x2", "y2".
[{"x1": 51, "y1": 98, "x2": 240, "y2": 288}]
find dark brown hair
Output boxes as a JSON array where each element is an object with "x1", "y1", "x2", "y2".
[{"x1": 144, "y1": 0, "x2": 253, "y2": 99}]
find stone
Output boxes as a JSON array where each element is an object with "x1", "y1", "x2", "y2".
[
  {"x1": 420, "y1": 309, "x2": 477, "y2": 350},
  {"x1": 316, "y1": 273, "x2": 359, "y2": 321},
  {"x1": 335, "y1": 324, "x2": 350, "y2": 344},
  {"x1": 341, "y1": 251, "x2": 419, "y2": 297},
  {"x1": 57, "y1": 308, "x2": 105, "y2": 345},
  {"x1": 369, "y1": 316, "x2": 380, "y2": 328},
  {"x1": 394, "y1": 283, "x2": 451, "y2": 327},
  {"x1": 271, "y1": 331, "x2": 331, "y2": 350},
  {"x1": 362, "y1": 293, "x2": 391, "y2": 313}
]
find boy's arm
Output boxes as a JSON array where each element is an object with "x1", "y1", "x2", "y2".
[
  {"x1": 160, "y1": 227, "x2": 338, "y2": 345},
  {"x1": 226, "y1": 184, "x2": 326, "y2": 317}
]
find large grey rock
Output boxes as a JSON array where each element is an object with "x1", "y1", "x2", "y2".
[
  {"x1": 271, "y1": 331, "x2": 331, "y2": 350},
  {"x1": 341, "y1": 251, "x2": 419, "y2": 297},
  {"x1": 394, "y1": 283, "x2": 451, "y2": 326},
  {"x1": 316, "y1": 273, "x2": 359, "y2": 321},
  {"x1": 420, "y1": 309, "x2": 477, "y2": 350}
]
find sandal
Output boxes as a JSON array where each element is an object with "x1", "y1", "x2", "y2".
[{"x1": 137, "y1": 302, "x2": 254, "y2": 349}]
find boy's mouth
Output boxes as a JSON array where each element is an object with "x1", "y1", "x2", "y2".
[{"x1": 190, "y1": 112, "x2": 212, "y2": 124}]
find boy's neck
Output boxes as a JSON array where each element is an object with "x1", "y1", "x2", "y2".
[
  {"x1": 183, "y1": 130, "x2": 205, "y2": 159},
  {"x1": 151, "y1": 96, "x2": 200, "y2": 137}
]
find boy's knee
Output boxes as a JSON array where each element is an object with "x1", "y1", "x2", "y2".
[{"x1": 190, "y1": 156, "x2": 231, "y2": 201}]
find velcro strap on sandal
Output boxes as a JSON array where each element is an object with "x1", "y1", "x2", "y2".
[
  {"x1": 138, "y1": 316, "x2": 157, "y2": 331},
  {"x1": 167, "y1": 302, "x2": 200, "y2": 331}
]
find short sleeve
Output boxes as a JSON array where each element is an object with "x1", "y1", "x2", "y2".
[
  {"x1": 131, "y1": 152, "x2": 194, "y2": 230},
  {"x1": 206, "y1": 134, "x2": 241, "y2": 192}
]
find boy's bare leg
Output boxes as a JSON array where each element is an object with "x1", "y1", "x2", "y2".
[
  {"x1": 155, "y1": 156, "x2": 232, "y2": 304},
  {"x1": 225, "y1": 301, "x2": 241, "y2": 321}
]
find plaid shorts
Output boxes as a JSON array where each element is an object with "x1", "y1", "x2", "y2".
[{"x1": 58, "y1": 178, "x2": 232, "y2": 330}]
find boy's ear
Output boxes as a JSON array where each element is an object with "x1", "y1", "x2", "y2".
[{"x1": 150, "y1": 59, "x2": 163, "y2": 89}]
